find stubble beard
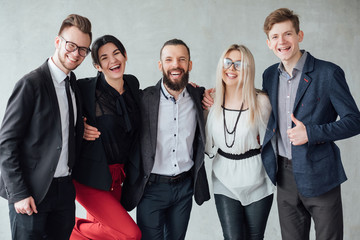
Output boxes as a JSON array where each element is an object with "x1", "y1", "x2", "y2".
[{"x1": 58, "y1": 51, "x2": 81, "y2": 72}]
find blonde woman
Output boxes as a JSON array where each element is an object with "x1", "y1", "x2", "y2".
[{"x1": 205, "y1": 44, "x2": 275, "y2": 240}]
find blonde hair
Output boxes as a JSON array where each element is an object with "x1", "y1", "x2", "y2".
[{"x1": 212, "y1": 44, "x2": 262, "y2": 125}]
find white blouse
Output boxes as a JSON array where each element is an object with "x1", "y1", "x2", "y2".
[{"x1": 205, "y1": 93, "x2": 275, "y2": 206}]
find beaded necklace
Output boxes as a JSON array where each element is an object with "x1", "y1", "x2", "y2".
[{"x1": 223, "y1": 95, "x2": 243, "y2": 148}]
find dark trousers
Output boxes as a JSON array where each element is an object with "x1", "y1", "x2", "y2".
[
  {"x1": 136, "y1": 176, "x2": 193, "y2": 240},
  {"x1": 9, "y1": 176, "x2": 76, "y2": 240},
  {"x1": 277, "y1": 157, "x2": 343, "y2": 240},
  {"x1": 214, "y1": 194, "x2": 273, "y2": 240}
]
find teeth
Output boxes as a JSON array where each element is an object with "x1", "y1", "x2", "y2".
[
  {"x1": 227, "y1": 73, "x2": 237, "y2": 78},
  {"x1": 68, "y1": 56, "x2": 76, "y2": 62},
  {"x1": 279, "y1": 47, "x2": 290, "y2": 52},
  {"x1": 110, "y1": 65, "x2": 120, "y2": 70},
  {"x1": 171, "y1": 71, "x2": 181, "y2": 75}
]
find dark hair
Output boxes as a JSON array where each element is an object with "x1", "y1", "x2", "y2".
[
  {"x1": 160, "y1": 39, "x2": 190, "y2": 60},
  {"x1": 58, "y1": 14, "x2": 92, "y2": 42},
  {"x1": 91, "y1": 35, "x2": 126, "y2": 67},
  {"x1": 263, "y1": 8, "x2": 300, "y2": 38}
]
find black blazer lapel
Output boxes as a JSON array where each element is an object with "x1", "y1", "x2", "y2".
[
  {"x1": 148, "y1": 80, "x2": 161, "y2": 153},
  {"x1": 186, "y1": 84, "x2": 205, "y2": 142},
  {"x1": 39, "y1": 61, "x2": 62, "y2": 136}
]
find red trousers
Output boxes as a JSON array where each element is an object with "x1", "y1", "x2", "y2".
[{"x1": 70, "y1": 164, "x2": 141, "y2": 240}]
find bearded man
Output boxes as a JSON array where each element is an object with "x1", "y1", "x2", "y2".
[
  {"x1": 82, "y1": 39, "x2": 210, "y2": 240},
  {"x1": 126, "y1": 39, "x2": 210, "y2": 240}
]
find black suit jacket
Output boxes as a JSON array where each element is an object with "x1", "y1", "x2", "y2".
[
  {"x1": 121, "y1": 80, "x2": 211, "y2": 211},
  {"x1": 72, "y1": 73, "x2": 142, "y2": 191},
  {"x1": 0, "y1": 60, "x2": 83, "y2": 204}
]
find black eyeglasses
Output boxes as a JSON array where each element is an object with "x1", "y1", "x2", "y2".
[
  {"x1": 223, "y1": 58, "x2": 243, "y2": 71},
  {"x1": 59, "y1": 36, "x2": 91, "y2": 57}
]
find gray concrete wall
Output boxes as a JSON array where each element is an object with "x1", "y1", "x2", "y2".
[{"x1": 0, "y1": 0, "x2": 359, "y2": 239}]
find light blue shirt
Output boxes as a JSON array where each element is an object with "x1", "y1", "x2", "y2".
[
  {"x1": 151, "y1": 80, "x2": 196, "y2": 176},
  {"x1": 277, "y1": 51, "x2": 308, "y2": 159}
]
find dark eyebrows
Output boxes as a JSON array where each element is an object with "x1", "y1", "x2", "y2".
[{"x1": 100, "y1": 48, "x2": 121, "y2": 59}]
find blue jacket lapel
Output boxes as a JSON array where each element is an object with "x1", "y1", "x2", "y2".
[{"x1": 293, "y1": 54, "x2": 314, "y2": 112}]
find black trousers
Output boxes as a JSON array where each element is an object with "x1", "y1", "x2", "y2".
[
  {"x1": 137, "y1": 176, "x2": 193, "y2": 240},
  {"x1": 277, "y1": 157, "x2": 343, "y2": 240},
  {"x1": 9, "y1": 176, "x2": 76, "y2": 240}
]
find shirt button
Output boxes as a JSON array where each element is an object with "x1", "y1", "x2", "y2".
[
  {"x1": 174, "y1": 134, "x2": 176, "y2": 137},
  {"x1": 173, "y1": 149, "x2": 175, "y2": 152}
]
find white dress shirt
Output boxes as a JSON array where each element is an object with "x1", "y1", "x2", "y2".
[
  {"x1": 151, "y1": 80, "x2": 196, "y2": 176},
  {"x1": 47, "y1": 58, "x2": 77, "y2": 177}
]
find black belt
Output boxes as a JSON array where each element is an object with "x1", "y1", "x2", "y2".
[
  {"x1": 218, "y1": 148, "x2": 261, "y2": 160},
  {"x1": 52, "y1": 175, "x2": 72, "y2": 183},
  {"x1": 149, "y1": 170, "x2": 191, "y2": 184},
  {"x1": 278, "y1": 156, "x2": 292, "y2": 164}
]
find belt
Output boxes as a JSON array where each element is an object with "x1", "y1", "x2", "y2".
[
  {"x1": 278, "y1": 156, "x2": 292, "y2": 165},
  {"x1": 218, "y1": 148, "x2": 261, "y2": 160},
  {"x1": 149, "y1": 170, "x2": 191, "y2": 184},
  {"x1": 52, "y1": 175, "x2": 72, "y2": 183}
]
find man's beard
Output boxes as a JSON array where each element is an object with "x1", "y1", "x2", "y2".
[{"x1": 162, "y1": 68, "x2": 189, "y2": 91}]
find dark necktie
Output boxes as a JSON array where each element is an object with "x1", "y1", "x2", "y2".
[{"x1": 64, "y1": 76, "x2": 75, "y2": 169}]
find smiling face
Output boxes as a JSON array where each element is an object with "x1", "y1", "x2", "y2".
[
  {"x1": 95, "y1": 42, "x2": 127, "y2": 81},
  {"x1": 53, "y1": 26, "x2": 91, "y2": 74},
  {"x1": 222, "y1": 50, "x2": 243, "y2": 89},
  {"x1": 159, "y1": 44, "x2": 192, "y2": 92},
  {"x1": 267, "y1": 20, "x2": 304, "y2": 68}
]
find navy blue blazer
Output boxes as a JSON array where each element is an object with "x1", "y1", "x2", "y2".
[{"x1": 261, "y1": 52, "x2": 360, "y2": 197}]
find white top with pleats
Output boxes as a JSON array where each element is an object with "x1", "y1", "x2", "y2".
[{"x1": 205, "y1": 93, "x2": 275, "y2": 206}]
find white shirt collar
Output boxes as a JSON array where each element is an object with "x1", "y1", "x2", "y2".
[
  {"x1": 47, "y1": 57, "x2": 71, "y2": 84},
  {"x1": 160, "y1": 79, "x2": 187, "y2": 101}
]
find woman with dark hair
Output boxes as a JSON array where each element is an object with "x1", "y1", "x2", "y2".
[{"x1": 70, "y1": 35, "x2": 141, "y2": 240}]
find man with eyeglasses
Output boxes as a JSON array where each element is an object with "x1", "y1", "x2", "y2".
[{"x1": 0, "y1": 14, "x2": 91, "y2": 240}]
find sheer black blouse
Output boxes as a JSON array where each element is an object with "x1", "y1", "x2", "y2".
[{"x1": 95, "y1": 74, "x2": 141, "y2": 165}]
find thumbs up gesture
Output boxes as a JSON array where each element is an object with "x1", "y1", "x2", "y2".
[{"x1": 287, "y1": 114, "x2": 308, "y2": 146}]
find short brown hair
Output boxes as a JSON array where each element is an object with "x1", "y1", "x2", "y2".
[
  {"x1": 58, "y1": 14, "x2": 92, "y2": 42},
  {"x1": 160, "y1": 39, "x2": 190, "y2": 60},
  {"x1": 263, "y1": 8, "x2": 300, "y2": 38}
]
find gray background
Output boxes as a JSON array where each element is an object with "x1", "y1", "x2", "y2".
[{"x1": 0, "y1": 0, "x2": 359, "y2": 239}]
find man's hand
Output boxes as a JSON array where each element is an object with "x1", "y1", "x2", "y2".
[
  {"x1": 287, "y1": 114, "x2": 308, "y2": 146},
  {"x1": 83, "y1": 117, "x2": 101, "y2": 141},
  {"x1": 202, "y1": 88, "x2": 215, "y2": 110},
  {"x1": 14, "y1": 196, "x2": 38, "y2": 216}
]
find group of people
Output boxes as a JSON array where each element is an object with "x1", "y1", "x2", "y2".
[{"x1": 0, "y1": 7, "x2": 359, "y2": 240}]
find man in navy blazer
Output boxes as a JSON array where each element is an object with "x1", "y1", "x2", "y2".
[
  {"x1": 261, "y1": 8, "x2": 360, "y2": 240},
  {"x1": 0, "y1": 14, "x2": 91, "y2": 239}
]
